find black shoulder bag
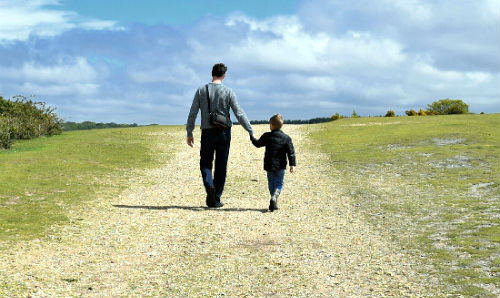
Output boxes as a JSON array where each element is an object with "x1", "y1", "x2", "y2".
[{"x1": 206, "y1": 84, "x2": 230, "y2": 129}]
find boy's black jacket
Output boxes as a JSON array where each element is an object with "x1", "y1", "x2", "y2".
[{"x1": 251, "y1": 129, "x2": 296, "y2": 172}]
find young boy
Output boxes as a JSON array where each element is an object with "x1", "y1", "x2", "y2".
[{"x1": 250, "y1": 114, "x2": 296, "y2": 211}]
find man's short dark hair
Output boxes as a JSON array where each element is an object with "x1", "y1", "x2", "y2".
[{"x1": 212, "y1": 63, "x2": 227, "y2": 78}]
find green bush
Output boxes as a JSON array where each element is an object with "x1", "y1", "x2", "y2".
[
  {"x1": 418, "y1": 109, "x2": 427, "y2": 116},
  {"x1": 405, "y1": 109, "x2": 418, "y2": 116},
  {"x1": 0, "y1": 95, "x2": 62, "y2": 149},
  {"x1": 331, "y1": 113, "x2": 343, "y2": 121},
  {"x1": 351, "y1": 110, "x2": 359, "y2": 118},
  {"x1": 427, "y1": 99, "x2": 469, "y2": 115},
  {"x1": 385, "y1": 110, "x2": 396, "y2": 117},
  {"x1": 0, "y1": 117, "x2": 13, "y2": 149}
]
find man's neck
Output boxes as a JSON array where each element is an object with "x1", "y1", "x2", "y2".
[{"x1": 212, "y1": 78, "x2": 223, "y2": 84}]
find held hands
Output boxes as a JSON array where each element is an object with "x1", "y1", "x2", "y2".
[
  {"x1": 187, "y1": 136, "x2": 194, "y2": 147},
  {"x1": 290, "y1": 166, "x2": 295, "y2": 173}
]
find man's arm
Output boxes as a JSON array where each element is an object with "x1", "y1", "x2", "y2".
[
  {"x1": 229, "y1": 90, "x2": 253, "y2": 135},
  {"x1": 186, "y1": 89, "x2": 200, "y2": 146},
  {"x1": 286, "y1": 137, "x2": 296, "y2": 167}
]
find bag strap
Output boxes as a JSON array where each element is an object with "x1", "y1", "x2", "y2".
[
  {"x1": 205, "y1": 83, "x2": 230, "y2": 120},
  {"x1": 205, "y1": 84, "x2": 212, "y2": 114}
]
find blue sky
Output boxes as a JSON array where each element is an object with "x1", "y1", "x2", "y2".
[
  {"x1": 55, "y1": 0, "x2": 298, "y2": 25},
  {"x1": 0, "y1": 0, "x2": 498, "y2": 124}
]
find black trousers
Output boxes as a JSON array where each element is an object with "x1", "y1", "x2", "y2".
[{"x1": 200, "y1": 128, "x2": 231, "y2": 200}]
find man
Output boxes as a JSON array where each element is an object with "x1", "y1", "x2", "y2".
[{"x1": 186, "y1": 63, "x2": 254, "y2": 208}]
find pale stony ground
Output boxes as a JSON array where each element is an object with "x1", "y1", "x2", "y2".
[{"x1": 0, "y1": 125, "x2": 444, "y2": 297}]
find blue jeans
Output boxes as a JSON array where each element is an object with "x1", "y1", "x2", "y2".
[
  {"x1": 267, "y1": 169, "x2": 285, "y2": 196},
  {"x1": 200, "y1": 128, "x2": 231, "y2": 201}
]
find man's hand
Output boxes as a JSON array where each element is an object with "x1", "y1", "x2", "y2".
[
  {"x1": 290, "y1": 166, "x2": 295, "y2": 173},
  {"x1": 187, "y1": 136, "x2": 194, "y2": 147}
]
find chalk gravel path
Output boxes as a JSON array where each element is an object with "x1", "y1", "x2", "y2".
[{"x1": 1, "y1": 125, "x2": 441, "y2": 297}]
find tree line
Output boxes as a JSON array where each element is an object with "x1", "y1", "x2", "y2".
[
  {"x1": 240, "y1": 117, "x2": 333, "y2": 125},
  {"x1": 62, "y1": 121, "x2": 138, "y2": 131}
]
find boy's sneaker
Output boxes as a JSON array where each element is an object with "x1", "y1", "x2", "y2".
[{"x1": 269, "y1": 189, "x2": 281, "y2": 211}]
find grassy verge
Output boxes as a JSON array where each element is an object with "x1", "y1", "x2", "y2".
[
  {"x1": 0, "y1": 125, "x2": 181, "y2": 242},
  {"x1": 310, "y1": 114, "x2": 500, "y2": 297}
]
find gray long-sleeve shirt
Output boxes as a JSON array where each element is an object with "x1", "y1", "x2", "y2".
[{"x1": 186, "y1": 82, "x2": 253, "y2": 137}]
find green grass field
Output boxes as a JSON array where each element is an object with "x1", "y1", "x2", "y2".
[
  {"x1": 0, "y1": 126, "x2": 181, "y2": 242},
  {"x1": 310, "y1": 114, "x2": 500, "y2": 297},
  {"x1": 1, "y1": 115, "x2": 498, "y2": 297}
]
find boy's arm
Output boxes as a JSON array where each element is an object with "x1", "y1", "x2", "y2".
[
  {"x1": 286, "y1": 137, "x2": 297, "y2": 167},
  {"x1": 250, "y1": 133, "x2": 267, "y2": 148}
]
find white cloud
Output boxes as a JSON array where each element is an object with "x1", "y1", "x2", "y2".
[
  {"x1": 225, "y1": 15, "x2": 330, "y2": 72},
  {"x1": 0, "y1": 57, "x2": 100, "y2": 96},
  {"x1": 80, "y1": 20, "x2": 122, "y2": 31},
  {"x1": 414, "y1": 63, "x2": 493, "y2": 84},
  {"x1": 20, "y1": 82, "x2": 99, "y2": 96},
  {"x1": 223, "y1": 15, "x2": 406, "y2": 74},
  {"x1": 1, "y1": 57, "x2": 97, "y2": 83},
  {"x1": 0, "y1": 0, "x2": 118, "y2": 42},
  {"x1": 486, "y1": 0, "x2": 500, "y2": 19},
  {"x1": 286, "y1": 74, "x2": 337, "y2": 92},
  {"x1": 129, "y1": 64, "x2": 201, "y2": 86}
]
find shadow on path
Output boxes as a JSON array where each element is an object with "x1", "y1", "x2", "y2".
[{"x1": 113, "y1": 204, "x2": 268, "y2": 213}]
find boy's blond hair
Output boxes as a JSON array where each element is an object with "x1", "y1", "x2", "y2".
[{"x1": 270, "y1": 114, "x2": 283, "y2": 129}]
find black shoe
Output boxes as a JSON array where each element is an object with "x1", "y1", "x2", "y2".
[
  {"x1": 209, "y1": 201, "x2": 224, "y2": 208},
  {"x1": 206, "y1": 187, "x2": 216, "y2": 207}
]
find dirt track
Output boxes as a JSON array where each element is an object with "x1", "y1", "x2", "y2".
[{"x1": 0, "y1": 125, "x2": 442, "y2": 297}]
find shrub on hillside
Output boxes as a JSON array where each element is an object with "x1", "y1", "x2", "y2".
[
  {"x1": 331, "y1": 113, "x2": 343, "y2": 121},
  {"x1": 418, "y1": 109, "x2": 427, "y2": 116},
  {"x1": 0, "y1": 117, "x2": 13, "y2": 149},
  {"x1": 351, "y1": 110, "x2": 359, "y2": 118},
  {"x1": 0, "y1": 95, "x2": 62, "y2": 149},
  {"x1": 385, "y1": 110, "x2": 395, "y2": 117},
  {"x1": 405, "y1": 109, "x2": 418, "y2": 116},
  {"x1": 427, "y1": 99, "x2": 469, "y2": 115}
]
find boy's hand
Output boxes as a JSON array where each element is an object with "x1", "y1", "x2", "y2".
[
  {"x1": 187, "y1": 136, "x2": 194, "y2": 147},
  {"x1": 290, "y1": 166, "x2": 295, "y2": 173}
]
